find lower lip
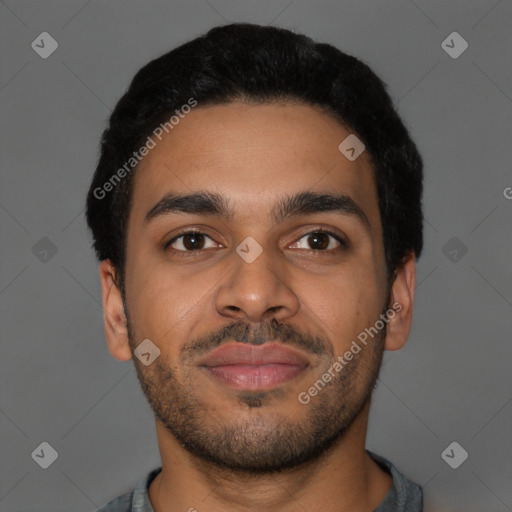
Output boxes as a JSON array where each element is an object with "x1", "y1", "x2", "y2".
[{"x1": 203, "y1": 363, "x2": 307, "y2": 390}]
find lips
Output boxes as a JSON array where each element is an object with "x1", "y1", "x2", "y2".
[
  {"x1": 198, "y1": 342, "x2": 310, "y2": 367},
  {"x1": 198, "y1": 343, "x2": 310, "y2": 390}
]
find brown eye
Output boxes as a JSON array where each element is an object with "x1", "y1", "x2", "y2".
[
  {"x1": 182, "y1": 233, "x2": 205, "y2": 250},
  {"x1": 165, "y1": 231, "x2": 219, "y2": 252},
  {"x1": 307, "y1": 232, "x2": 330, "y2": 250},
  {"x1": 289, "y1": 230, "x2": 346, "y2": 251}
]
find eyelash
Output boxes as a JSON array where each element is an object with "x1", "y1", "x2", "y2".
[{"x1": 163, "y1": 227, "x2": 348, "y2": 256}]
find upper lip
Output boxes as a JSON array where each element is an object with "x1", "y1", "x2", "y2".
[{"x1": 198, "y1": 342, "x2": 310, "y2": 367}]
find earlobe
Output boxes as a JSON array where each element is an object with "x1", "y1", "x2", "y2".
[
  {"x1": 384, "y1": 252, "x2": 416, "y2": 352},
  {"x1": 99, "y1": 260, "x2": 133, "y2": 362}
]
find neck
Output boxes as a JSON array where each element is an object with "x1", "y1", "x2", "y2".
[{"x1": 148, "y1": 401, "x2": 392, "y2": 512}]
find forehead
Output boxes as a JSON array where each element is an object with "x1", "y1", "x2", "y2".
[{"x1": 129, "y1": 101, "x2": 380, "y2": 230}]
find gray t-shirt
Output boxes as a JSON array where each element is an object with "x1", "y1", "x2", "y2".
[{"x1": 97, "y1": 450, "x2": 423, "y2": 511}]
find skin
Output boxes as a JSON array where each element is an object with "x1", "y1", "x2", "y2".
[{"x1": 99, "y1": 101, "x2": 416, "y2": 512}]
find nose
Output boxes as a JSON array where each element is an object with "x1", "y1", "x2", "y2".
[{"x1": 214, "y1": 241, "x2": 300, "y2": 323}]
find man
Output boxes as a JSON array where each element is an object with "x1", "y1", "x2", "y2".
[{"x1": 86, "y1": 22, "x2": 424, "y2": 512}]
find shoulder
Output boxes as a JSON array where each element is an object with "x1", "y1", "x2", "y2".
[
  {"x1": 96, "y1": 491, "x2": 134, "y2": 512},
  {"x1": 367, "y1": 450, "x2": 423, "y2": 512},
  {"x1": 95, "y1": 466, "x2": 162, "y2": 512}
]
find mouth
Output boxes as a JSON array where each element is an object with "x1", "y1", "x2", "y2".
[{"x1": 198, "y1": 342, "x2": 310, "y2": 391}]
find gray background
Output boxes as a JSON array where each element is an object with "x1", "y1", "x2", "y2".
[{"x1": 1, "y1": 1, "x2": 511, "y2": 511}]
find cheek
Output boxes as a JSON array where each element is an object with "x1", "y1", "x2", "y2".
[
  {"x1": 128, "y1": 259, "x2": 212, "y2": 346},
  {"x1": 304, "y1": 261, "x2": 383, "y2": 349}
]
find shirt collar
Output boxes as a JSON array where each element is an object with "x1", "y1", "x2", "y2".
[
  {"x1": 132, "y1": 466, "x2": 162, "y2": 512},
  {"x1": 131, "y1": 451, "x2": 416, "y2": 512}
]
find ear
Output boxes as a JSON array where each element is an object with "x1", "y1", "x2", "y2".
[
  {"x1": 384, "y1": 252, "x2": 416, "y2": 351},
  {"x1": 99, "y1": 260, "x2": 132, "y2": 361}
]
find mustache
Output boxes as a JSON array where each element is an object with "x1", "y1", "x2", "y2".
[{"x1": 181, "y1": 318, "x2": 331, "y2": 362}]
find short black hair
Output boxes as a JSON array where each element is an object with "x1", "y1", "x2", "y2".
[{"x1": 86, "y1": 22, "x2": 423, "y2": 292}]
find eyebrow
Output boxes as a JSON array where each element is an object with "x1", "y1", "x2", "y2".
[{"x1": 144, "y1": 190, "x2": 371, "y2": 232}]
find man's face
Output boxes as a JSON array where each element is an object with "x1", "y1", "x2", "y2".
[{"x1": 121, "y1": 101, "x2": 390, "y2": 472}]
